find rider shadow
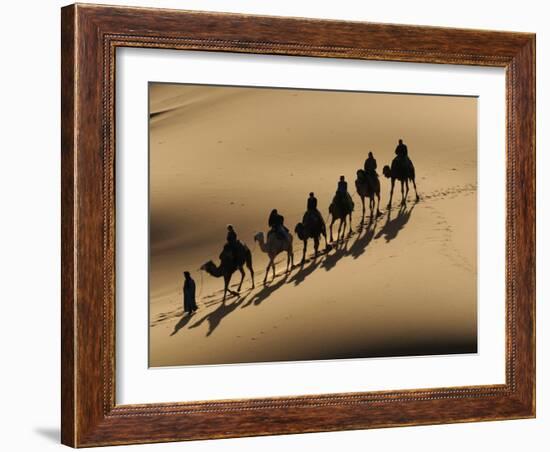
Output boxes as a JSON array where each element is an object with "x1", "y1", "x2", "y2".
[
  {"x1": 241, "y1": 273, "x2": 289, "y2": 308},
  {"x1": 375, "y1": 200, "x2": 418, "y2": 243},
  {"x1": 188, "y1": 294, "x2": 248, "y2": 337}
]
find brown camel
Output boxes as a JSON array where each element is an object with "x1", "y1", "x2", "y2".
[
  {"x1": 355, "y1": 169, "x2": 382, "y2": 219},
  {"x1": 254, "y1": 231, "x2": 294, "y2": 284},
  {"x1": 201, "y1": 242, "x2": 254, "y2": 302},
  {"x1": 294, "y1": 210, "x2": 329, "y2": 263},
  {"x1": 382, "y1": 155, "x2": 419, "y2": 208},
  {"x1": 328, "y1": 194, "x2": 354, "y2": 242}
]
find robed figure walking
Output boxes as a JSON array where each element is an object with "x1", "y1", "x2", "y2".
[{"x1": 183, "y1": 271, "x2": 198, "y2": 315}]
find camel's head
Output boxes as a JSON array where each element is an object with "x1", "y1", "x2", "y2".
[
  {"x1": 382, "y1": 165, "x2": 392, "y2": 179},
  {"x1": 200, "y1": 260, "x2": 214, "y2": 271},
  {"x1": 253, "y1": 231, "x2": 264, "y2": 242}
]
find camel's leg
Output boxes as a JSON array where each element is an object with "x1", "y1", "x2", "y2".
[
  {"x1": 361, "y1": 196, "x2": 365, "y2": 218},
  {"x1": 341, "y1": 218, "x2": 346, "y2": 240},
  {"x1": 245, "y1": 252, "x2": 255, "y2": 289},
  {"x1": 224, "y1": 274, "x2": 230, "y2": 301},
  {"x1": 250, "y1": 267, "x2": 255, "y2": 289},
  {"x1": 223, "y1": 274, "x2": 238, "y2": 301},
  {"x1": 301, "y1": 240, "x2": 307, "y2": 263},
  {"x1": 412, "y1": 177, "x2": 419, "y2": 201},
  {"x1": 286, "y1": 251, "x2": 290, "y2": 272},
  {"x1": 237, "y1": 266, "x2": 245, "y2": 292},
  {"x1": 388, "y1": 179, "x2": 395, "y2": 208},
  {"x1": 368, "y1": 196, "x2": 373, "y2": 218},
  {"x1": 376, "y1": 192, "x2": 382, "y2": 217},
  {"x1": 263, "y1": 260, "x2": 271, "y2": 285},
  {"x1": 330, "y1": 217, "x2": 336, "y2": 242},
  {"x1": 248, "y1": 264, "x2": 255, "y2": 289},
  {"x1": 314, "y1": 236, "x2": 319, "y2": 257},
  {"x1": 272, "y1": 259, "x2": 276, "y2": 280},
  {"x1": 289, "y1": 247, "x2": 294, "y2": 270},
  {"x1": 400, "y1": 180, "x2": 405, "y2": 205},
  {"x1": 322, "y1": 228, "x2": 329, "y2": 250},
  {"x1": 286, "y1": 250, "x2": 291, "y2": 273},
  {"x1": 405, "y1": 179, "x2": 410, "y2": 202},
  {"x1": 349, "y1": 212, "x2": 353, "y2": 234}
]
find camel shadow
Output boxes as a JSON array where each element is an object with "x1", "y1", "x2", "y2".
[
  {"x1": 321, "y1": 233, "x2": 352, "y2": 271},
  {"x1": 348, "y1": 217, "x2": 377, "y2": 259},
  {"x1": 179, "y1": 203, "x2": 417, "y2": 335},
  {"x1": 375, "y1": 200, "x2": 417, "y2": 243},
  {"x1": 242, "y1": 273, "x2": 289, "y2": 308},
  {"x1": 321, "y1": 215, "x2": 377, "y2": 271},
  {"x1": 188, "y1": 295, "x2": 247, "y2": 337},
  {"x1": 288, "y1": 255, "x2": 323, "y2": 286}
]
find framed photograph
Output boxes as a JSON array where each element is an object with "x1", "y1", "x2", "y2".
[{"x1": 61, "y1": 3, "x2": 535, "y2": 447}]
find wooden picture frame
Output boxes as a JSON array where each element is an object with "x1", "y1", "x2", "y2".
[{"x1": 61, "y1": 3, "x2": 535, "y2": 447}]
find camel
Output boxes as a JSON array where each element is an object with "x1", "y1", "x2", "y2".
[
  {"x1": 355, "y1": 169, "x2": 382, "y2": 219},
  {"x1": 328, "y1": 194, "x2": 354, "y2": 242},
  {"x1": 200, "y1": 242, "x2": 255, "y2": 302},
  {"x1": 254, "y1": 231, "x2": 294, "y2": 285},
  {"x1": 382, "y1": 155, "x2": 419, "y2": 208},
  {"x1": 294, "y1": 211, "x2": 329, "y2": 263}
]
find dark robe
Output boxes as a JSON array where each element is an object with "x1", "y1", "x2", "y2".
[
  {"x1": 395, "y1": 143, "x2": 408, "y2": 157},
  {"x1": 268, "y1": 211, "x2": 285, "y2": 229},
  {"x1": 335, "y1": 180, "x2": 353, "y2": 212},
  {"x1": 307, "y1": 195, "x2": 318, "y2": 211},
  {"x1": 364, "y1": 157, "x2": 377, "y2": 174},
  {"x1": 183, "y1": 278, "x2": 197, "y2": 313},
  {"x1": 268, "y1": 211, "x2": 289, "y2": 239},
  {"x1": 226, "y1": 229, "x2": 237, "y2": 243},
  {"x1": 337, "y1": 179, "x2": 348, "y2": 194}
]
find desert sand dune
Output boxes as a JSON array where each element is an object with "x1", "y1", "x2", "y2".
[{"x1": 148, "y1": 84, "x2": 477, "y2": 367}]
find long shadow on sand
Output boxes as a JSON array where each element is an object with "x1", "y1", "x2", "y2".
[
  {"x1": 241, "y1": 273, "x2": 290, "y2": 308},
  {"x1": 287, "y1": 253, "x2": 326, "y2": 286},
  {"x1": 321, "y1": 215, "x2": 378, "y2": 272},
  {"x1": 375, "y1": 201, "x2": 417, "y2": 243},
  {"x1": 168, "y1": 202, "x2": 418, "y2": 337},
  {"x1": 187, "y1": 294, "x2": 249, "y2": 337},
  {"x1": 170, "y1": 312, "x2": 197, "y2": 336}
]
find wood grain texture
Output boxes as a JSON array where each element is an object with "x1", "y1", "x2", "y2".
[
  {"x1": 60, "y1": 5, "x2": 76, "y2": 447},
  {"x1": 60, "y1": 3, "x2": 536, "y2": 447}
]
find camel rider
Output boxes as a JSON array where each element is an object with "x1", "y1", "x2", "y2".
[
  {"x1": 337, "y1": 175, "x2": 348, "y2": 194},
  {"x1": 268, "y1": 209, "x2": 290, "y2": 241},
  {"x1": 221, "y1": 224, "x2": 240, "y2": 261},
  {"x1": 364, "y1": 151, "x2": 378, "y2": 176},
  {"x1": 395, "y1": 139, "x2": 414, "y2": 174},
  {"x1": 336, "y1": 176, "x2": 354, "y2": 212},
  {"x1": 226, "y1": 224, "x2": 237, "y2": 244},
  {"x1": 395, "y1": 139, "x2": 408, "y2": 158},
  {"x1": 306, "y1": 192, "x2": 323, "y2": 225},
  {"x1": 307, "y1": 192, "x2": 318, "y2": 211},
  {"x1": 363, "y1": 151, "x2": 379, "y2": 193}
]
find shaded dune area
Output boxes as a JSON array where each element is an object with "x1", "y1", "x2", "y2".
[{"x1": 149, "y1": 83, "x2": 477, "y2": 367}]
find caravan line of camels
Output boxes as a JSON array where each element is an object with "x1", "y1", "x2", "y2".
[{"x1": 200, "y1": 140, "x2": 420, "y2": 301}]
